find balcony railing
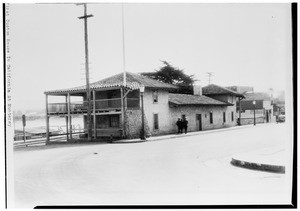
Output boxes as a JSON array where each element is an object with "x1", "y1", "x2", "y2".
[
  {"x1": 95, "y1": 98, "x2": 121, "y2": 110},
  {"x1": 48, "y1": 98, "x2": 140, "y2": 114}
]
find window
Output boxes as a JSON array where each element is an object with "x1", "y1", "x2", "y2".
[
  {"x1": 223, "y1": 112, "x2": 226, "y2": 123},
  {"x1": 210, "y1": 112, "x2": 213, "y2": 124},
  {"x1": 110, "y1": 115, "x2": 119, "y2": 127},
  {"x1": 97, "y1": 116, "x2": 119, "y2": 128},
  {"x1": 153, "y1": 114, "x2": 159, "y2": 130},
  {"x1": 231, "y1": 111, "x2": 234, "y2": 121},
  {"x1": 153, "y1": 91, "x2": 158, "y2": 103}
]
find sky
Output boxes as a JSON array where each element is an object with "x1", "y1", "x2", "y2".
[{"x1": 7, "y1": 3, "x2": 292, "y2": 111}]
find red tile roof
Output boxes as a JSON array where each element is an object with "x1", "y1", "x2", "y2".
[
  {"x1": 202, "y1": 84, "x2": 244, "y2": 97},
  {"x1": 169, "y1": 93, "x2": 232, "y2": 106},
  {"x1": 45, "y1": 72, "x2": 178, "y2": 95}
]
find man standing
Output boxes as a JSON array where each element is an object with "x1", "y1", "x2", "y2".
[
  {"x1": 182, "y1": 117, "x2": 188, "y2": 134},
  {"x1": 176, "y1": 118, "x2": 182, "y2": 134}
]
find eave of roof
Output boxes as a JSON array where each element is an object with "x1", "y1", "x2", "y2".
[{"x1": 169, "y1": 93, "x2": 233, "y2": 106}]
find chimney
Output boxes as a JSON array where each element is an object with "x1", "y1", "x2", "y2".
[{"x1": 193, "y1": 85, "x2": 202, "y2": 96}]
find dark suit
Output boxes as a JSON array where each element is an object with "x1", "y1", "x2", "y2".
[
  {"x1": 176, "y1": 119, "x2": 182, "y2": 133},
  {"x1": 182, "y1": 119, "x2": 188, "y2": 134}
]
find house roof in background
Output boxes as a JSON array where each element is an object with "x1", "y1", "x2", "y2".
[
  {"x1": 243, "y1": 92, "x2": 271, "y2": 101},
  {"x1": 202, "y1": 84, "x2": 244, "y2": 97},
  {"x1": 226, "y1": 86, "x2": 254, "y2": 94},
  {"x1": 45, "y1": 72, "x2": 178, "y2": 95},
  {"x1": 169, "y1": 93, "x2": 232, "y2": 106}
]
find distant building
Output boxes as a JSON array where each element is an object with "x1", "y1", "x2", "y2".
[
  {"x1": 44, "y1": 72, "x2": 241, "y2": 142},
  {"x1": 239, "y1": 92, "x2": 275, "y2": 125},
  {"x1": 272, "y1": 91, "x2": 285, "y2": 116},
  {"x1": 202, "y1": 84, "x2": 245, "y2": 125}
]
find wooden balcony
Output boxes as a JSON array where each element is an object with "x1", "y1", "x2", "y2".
[{"x1": 48, "y1": 98, "x2": 140, "y2": 115}]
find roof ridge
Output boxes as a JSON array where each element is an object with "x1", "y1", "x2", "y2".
[
  {"x1": 45, "y1": 71, "x2": 178, "y2": 95},
  {"x1": 169, "y1": 92, "x2": 231, "y2": 106},
  {"x1": 169, "y1": 93, "x2": 230, "y2": 104},
  {"x1": 131, "y1": 72, "x2": 180, "y2": 86},
  {"x1": 203, "y1": 84, "x2": 244, "y2": 97},
  {"x1": 90, "y1": 72, "x2": 123, "y2": 85},
  {"x1": 210, "y1": 84, "x2": 239, "y2": 93}
]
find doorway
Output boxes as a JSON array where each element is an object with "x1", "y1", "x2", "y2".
[
  {"x1": 266, "y1": 110, "x2": 269, "y2": 123},
  {"x1": 196, "y1": 114, "x2": 202, "y2": 131}
]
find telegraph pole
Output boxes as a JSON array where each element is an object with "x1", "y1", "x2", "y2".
[
  {"x1": 122, "y1": 4, "x2": 126, "y2": 87},
  {"x1": 206, "y1": 72, "x2": 214, "y2": 85},
  {"x1": 78, "y1": 3, "x2": 93, "y2": 141}
]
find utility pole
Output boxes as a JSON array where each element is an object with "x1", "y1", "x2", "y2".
[
  {"x1": 77, "y1": 3, "x2": 93, "y2": 141},
  {"x1": 206, "y1": 72, "x2": 214, "y2": 85},
  {"x1": 122, "y1": 4, "x2": 126, "y2": 87}
]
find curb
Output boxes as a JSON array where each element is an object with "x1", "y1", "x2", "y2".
[
  {"x1": 113, "y1": 123, "x2": 272, "y2": 144},
  {"x1": 230, "y1": 158, "x2": 285, "y2": 174},
  {"x1": 147, "y1": 125, "x2": 253, "y2": 142}
]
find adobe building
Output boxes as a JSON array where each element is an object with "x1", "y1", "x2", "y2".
[
  {"x1": 44, "y1": 72, "x2": 241, "y2": 142},
  {"x1": 202, "y1": 84, "x2": 245, "y2": 125}
]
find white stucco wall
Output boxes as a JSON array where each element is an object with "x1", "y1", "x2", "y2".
[
  {"x1": 142, "y1": 89, "x2": 237, "y2": 136},
  {"x1": 143, "y1": 89, "x2": 171, "y2": 136},
  {"x1": 169, "y1": 105, "x2": 236, "y2": 133}
]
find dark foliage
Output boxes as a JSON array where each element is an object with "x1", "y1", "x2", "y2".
[
  {"x1": 142, "y1": 61, "x2": 195, "y2": 85},
  {"x1": 141, "y1": 61, "x2": 196, "y2": 94}
]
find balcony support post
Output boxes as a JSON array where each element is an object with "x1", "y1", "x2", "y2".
[
  {"x1": 45, "y1": 94, "x2": 50, "y2": 145},
  {"x1": 124, "y1": 91, "x2": 128, "y2": 110},
  {"x1": 93, "y1": 90, "x2": 96, "y2": 139},
  {"x1": 121, "y1": 88, "x2": 125, "y2": 138},
  {"x1": 65, "y1": 95, "x2": 69, "y2": 141},
  {"x1": 67, "y1": 93, "x2": 72, "y2": 140},
  {"x1": 238, "y1": 97, "x2": 242, "y2": 126}
]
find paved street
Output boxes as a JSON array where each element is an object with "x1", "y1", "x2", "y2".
[{"x1": 13, "y1": 123, "x2": 292, "y2": 208}]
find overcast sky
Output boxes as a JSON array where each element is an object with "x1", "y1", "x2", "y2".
[{"x1": 8, "y1": 3, "x2": 292, "y2": 111}]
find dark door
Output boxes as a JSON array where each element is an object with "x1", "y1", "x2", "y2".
[
  {"x1": 196, "y1": 114, "x2": 202, "y2": 131},
  {"x1": 266, "y1": 110, "x2": 269, "y2": 123}
]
